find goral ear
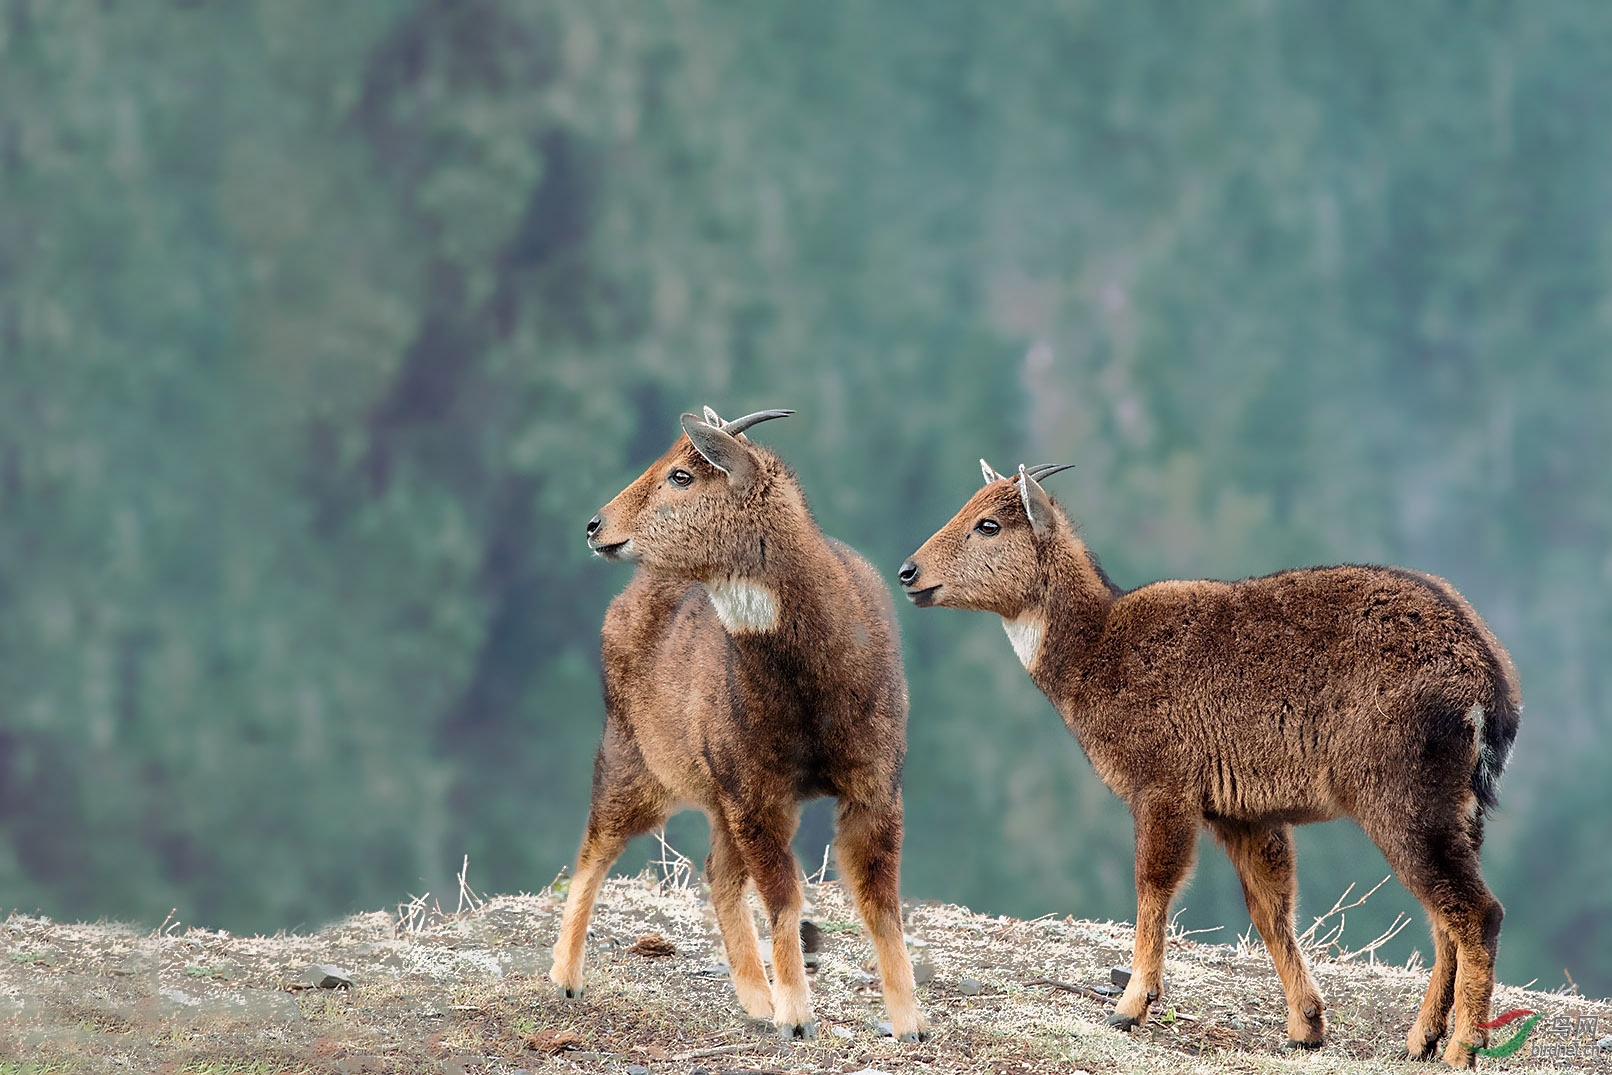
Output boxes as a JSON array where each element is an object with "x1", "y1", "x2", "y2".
[
  {"x1": 680, "y1": 413, "x2": 757, "y2": 491},
  {"x1": 1017, "y1": 464, "x2": 1057, "y2": 538}
]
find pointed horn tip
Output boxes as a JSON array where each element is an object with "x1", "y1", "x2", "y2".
[
  {"x1": 1025, "y1": 462, "x2": 1077, "y2": 481},
  {"x1": 719, "y1": 408, "x2": 795, "y2": 436}
]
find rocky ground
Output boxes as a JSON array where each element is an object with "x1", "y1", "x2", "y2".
[{"x1": 2, "y1": 869, "x2": 1608, "y2": 1074}]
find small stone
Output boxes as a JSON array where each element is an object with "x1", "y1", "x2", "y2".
[
  {"x1": 831, "y1": 1025, "x2": 855, "y2": 1039},
  {"x1": 295, "y1": 965, "x2": 353, "y2": 990},
  {"x1": 690, "y1": 1067, "x2": 710, "y2": 1075},
  {"x1": 689, "y1": 960, "x2": 731, "y2": 978},
  {"x1": 956, "y1": 977, "x2": 983, "y2": 996},
  {"x1": 911, "y1": 962, "x2": 935, "y2": 986},
  {"x1": 849, "y1": 969, "x2": 877, "y2": 987},
  {"x1": 625, "y1": 1066, "x2": 650, "y2": 1075},
  {"x1": 846, "y1": 1069, "x2": 894, "y2": 1075},
  {"x1": 1108, "y1": 966, "x2": 1160, "y2": 999},
  {"x1": 1598, "y1": 1035, "x2": 1612, "y2": 1050}
]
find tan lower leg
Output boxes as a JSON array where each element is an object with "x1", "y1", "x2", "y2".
[
  {"x1": 708, "y1": 837, "x2": 770, "y2": 1018},
  {"x1": 766, "y1": 894, "x2": 811, "y2": 1031},
  {"x1": 1441, "y1": 940, "x2": 1494, "y2": 1067},
  {"x1": 1409, "y1": 923, "x2": 1456, "y2": 1058},
  {"x1": 1267, "y1": 935, "x2": 1326, "y2": 1043},
  {"x1": 1114, "y1": 807, "x2": 1197, "y2": 1028},
  {"x1": 866, "y1": 906, "x2": 925, "y2": 1038},
  {"x1": 836, "y1": 798, "x2": 926, "y2": 1040},
  {"x1": 549, "y1": 850, "x2": 614, "y2": 995},
  {"x1": 1220, "y1": 823, "x2": 1324, "y2": 1046},
  {"x1": 1114, "y1": 887, "x2": 1167, "y2": 1023}
]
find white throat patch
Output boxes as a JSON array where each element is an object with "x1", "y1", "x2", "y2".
[
  {"x1": 1001, "y1": 613, "x2": 1045, "y2": 670},
  {"x1": 705, "y1": 578, "x2": 780, "y2": 634}
]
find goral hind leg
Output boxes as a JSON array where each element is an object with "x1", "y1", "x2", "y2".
[
  {"x1": 707, "y1": 811, "x2": 772, "y2": 1018},
  {"x1": 1211, "y1": 820, "x2": 1326, "y2": 1049},
  {"x1": 836, "y1": 793, "x2": 928, "y2": 1042},
  {"x1": 728, "y1": 802, "x2": 815, "y2": 1039}
]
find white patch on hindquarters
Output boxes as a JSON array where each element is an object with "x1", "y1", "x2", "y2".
[
  {"x1": 1001, "y1": 613, "x2": 1045, "y2": 670},
  {"x1": 1468, "y1": 703, "x2": 1491, "y2": 764},
  {"x1": 705, "y1": 578, "x2": 780, "y2": 633}
]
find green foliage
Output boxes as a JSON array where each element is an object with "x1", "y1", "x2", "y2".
[{"x1": 0, "y1": 0, "x2": 1608, "y2": 996}]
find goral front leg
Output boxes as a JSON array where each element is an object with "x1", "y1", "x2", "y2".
[{"x1": 1109, "y1": 798, "x2": 1198, "y2": 1032}]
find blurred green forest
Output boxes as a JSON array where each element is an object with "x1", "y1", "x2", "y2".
[{"x1": 2, "y1": 0, "x2": 1609, "y2": 996}]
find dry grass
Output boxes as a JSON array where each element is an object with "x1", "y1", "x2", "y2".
[{"x1": 1, "y1": 868, "x2": 1606, "y2": 1074}]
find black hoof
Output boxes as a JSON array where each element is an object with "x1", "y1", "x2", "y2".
[
  {"x1": 1286, "y1": 1038, "x2": 1324, "y2": 1051},
  {"x1": 877, "y1": 1020, "x2": 930, "y2": 1042},
  {"x1": 779, "y1": 1021, "x2": 817, "y2": 1040},
  {"x1": 1405, "y1": 1040, "x2": 1441, "y2": 1062},
  {"x1": 1106, "y1": 1013, "x2": 1140, "y2": 1032},
  {"x1": 558, "y1": 985, "x2": 585, "y2": 1000}
]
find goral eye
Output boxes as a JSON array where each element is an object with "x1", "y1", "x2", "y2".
[
  {"x1": 974, "y1": 518, "x2": 1001, "y2": 536},
  {"x1": 669, "y1": 468, "x2": 693, "y2": 487}
]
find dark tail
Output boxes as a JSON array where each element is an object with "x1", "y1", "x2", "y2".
[{"x1": 1473, "y1": 681, "x2": 1521, "y2": 816}]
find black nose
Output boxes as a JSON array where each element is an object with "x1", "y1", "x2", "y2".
[
  {"x1": 897, "y1": 560, "x2": 920, "y2": 586},
  {"x1": 586, "y1": 514, "x2": 602, "y2": 538}
]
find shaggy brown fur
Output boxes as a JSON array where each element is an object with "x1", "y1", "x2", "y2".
[
  {"x1": 550, "y1": 408, "x2": 927, "y2": 1042},
  {"x1": 900, "y1": 463, "x2": 1520, "y2": 1068}
]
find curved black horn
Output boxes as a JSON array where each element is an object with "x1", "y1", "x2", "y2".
[
  {"x1": 720, "y1": 408, "x2": 795, "y2": 436},
  {"x1": 1024, "y1": 463, "x2": 1076, "y2": 482}
]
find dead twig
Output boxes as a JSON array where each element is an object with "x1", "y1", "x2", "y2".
[
  {"x1": 672, "y1": 1043, "x2": 790, "y2": 1061},
  {"x1": 1299, "y1": 875, "x2": 1392, "y2": 958},
  {"x1": 151, "y1": 909, "x2": 180, "y2": 939},
  {"x1": 808, "y1": 842, "x2": 834, "y2": 885},
  {"x1": 652, "y1": 828, "x2": 695, "y2": 893},
  {"x1": 455, "y1": 854, "x2": 485, "y2": 916},
  {"x1": 395, "y1": 892, "x2": 431, "y2": 938},
  {"x1": 1337, "y1": 911, "x2": 1413, "y2": 963},
  {"x1": 1167, "y1": 906, "x2": 1224, "y2": 944},
  {"x1": 1023, "y1": 978, "x2": 1114, "y2": 1005}
]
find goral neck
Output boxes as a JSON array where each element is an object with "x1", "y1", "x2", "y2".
[
  {"x1": 702, "y1": 524, "x2": 843, "y2": 655},
  {"x1": 1011, "y1": 538, "x2": 1116, "y2": 695}
]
